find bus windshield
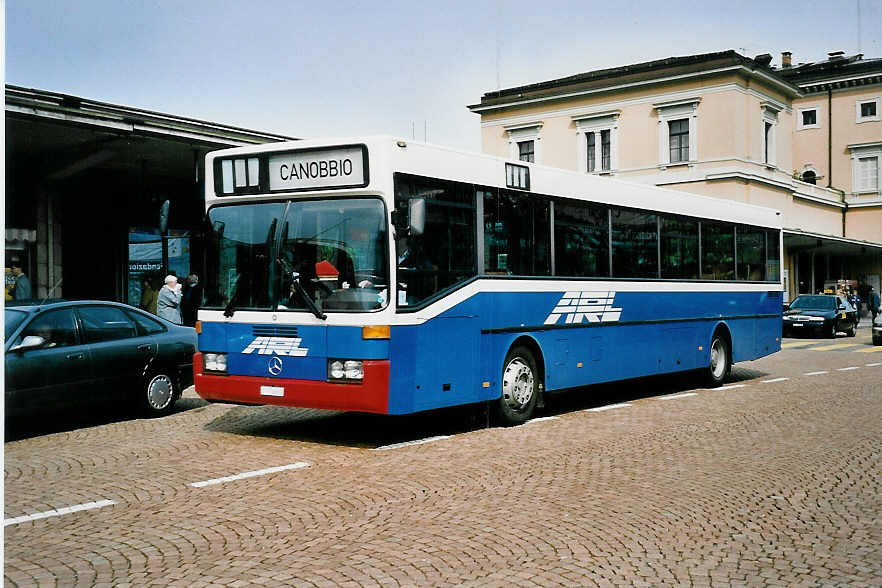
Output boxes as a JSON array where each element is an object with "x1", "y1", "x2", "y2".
[{"x1": 204, "y1": 198, "x2": 388, "y2": 314}]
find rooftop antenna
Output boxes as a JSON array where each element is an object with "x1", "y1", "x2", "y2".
[
  {"x1": 857, "y1": 0, "x2": 862, "y2": 54},
  {"x1": 496, "y1": 1, "x2": 502, "y2": 88}
]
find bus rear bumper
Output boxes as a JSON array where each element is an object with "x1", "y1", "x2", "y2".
[{"x1": 193, "y1": 353, "x2": 390, "y2": 414}]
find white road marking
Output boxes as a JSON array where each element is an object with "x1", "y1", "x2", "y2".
[
  {"x1": 4, "y1": 499, "x2": 116, "y2": 526},
  {"x1": 658, "y1": 392, "x2": 699, "y2": 401},
  {"x1": 866, "y1": 362, "x2": 882, "y2": 367},
  {"x1": 762, "y1": 377, "x2": 790, "y2": 384},
  {"x1": 836, "y1": 367, "x2": 860, "y2": 371},
  {"x1": 804, "y1": 371, "x2": 829, "y2": 376},
  {"x1": 585, "y1": 403, "x2": 632, "y2": 412},
  {"x1": 525, "y1": 416, "x2": 560, "y2": 424},
  {"x1": 189, "y1": 462, "x2": 310, "y2": 487},
  {"x1": 372, "y1": 436, "x2": 450, "y2": 451},
  {"x1": 717, "y1": 384, "x2": 747, "y2": 390}
]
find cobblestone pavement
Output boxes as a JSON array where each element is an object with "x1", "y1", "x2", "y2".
[{"x1": 5, "y1": 330, "x2": 881, "y2": 587}]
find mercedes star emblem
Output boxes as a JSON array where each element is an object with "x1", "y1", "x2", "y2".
[{"x1": 268, "y1": 356, "x2": 283, "y2": 376}]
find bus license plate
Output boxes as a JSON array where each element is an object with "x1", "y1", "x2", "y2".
[{"x1": 260, "y1": 385, "x2": 284, "y2": 397}]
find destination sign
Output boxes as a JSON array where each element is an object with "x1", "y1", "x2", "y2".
[{"x1": 268, "y1": 146, "x2": 366, "y2": 191}]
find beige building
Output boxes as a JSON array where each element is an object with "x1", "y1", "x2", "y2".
[{"x1": 469, "y1": 50, "x2": 881, "y2": 305}]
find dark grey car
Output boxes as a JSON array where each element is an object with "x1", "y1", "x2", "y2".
[{"x1": 5, "y1": 300, "x2": 196, "y2": 419}]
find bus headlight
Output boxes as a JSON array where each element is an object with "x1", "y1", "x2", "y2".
[
  {"x1": 204, "y1": 353, "x2": 228, "y2": 373},
  {"x1": 328, "y1": 359, "x2": 363, "y2": 382}
]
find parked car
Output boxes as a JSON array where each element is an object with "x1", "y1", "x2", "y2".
[
  {"x1": 873, "y1": 313, "x2": 882, "y2": 346},
  {"x1": 5, "y1": 300, "x2": 196, "y2": 419},
  {"x1": 782, "y1": 294, "x2": 857, "y2": 338}
]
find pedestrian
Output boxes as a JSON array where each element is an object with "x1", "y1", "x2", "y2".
[
  {"x1": 871, "y1": 286, "x2": 881, "y2": 322},
  {"x1": 181, "y1": 273, "x2": 202, "y2": 326},
  {"x1": 157, "y1": 274, "x2": 183, "y2": 324},
  {"x1": 139, "y1": 276, "x2": 159, "y2": 315},
  {"x1": 9, "y1": 256, "x2": 32, "y2": 300}
]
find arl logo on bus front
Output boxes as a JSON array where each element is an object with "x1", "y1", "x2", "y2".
[
  {"x1": 268, "y1": 146, "x2": 365, "y2": 191},
  {"x1": 241, "y1": 337, "x2": 309, "y2": 357},
  {"x1": 545, "y1": 291, "x2": 622, "y2": 325}
]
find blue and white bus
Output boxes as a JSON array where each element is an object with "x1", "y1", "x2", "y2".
[{"x1": 194, "y1": 137, "x2": 782, "y2": 424}]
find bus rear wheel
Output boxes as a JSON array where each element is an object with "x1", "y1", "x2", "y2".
[
  {"x1": 495, "y1": 346, "x2": 539, "y2": 425},
  {"x1": 705, "y1": 334, "x2": 730, "y2": 388}
]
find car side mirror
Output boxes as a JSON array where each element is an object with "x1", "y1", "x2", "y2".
[{"x1": 11, "y1": 335, "x2": 47, "y2": 353}]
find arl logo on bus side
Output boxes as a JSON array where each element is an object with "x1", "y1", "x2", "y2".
[
  {"x1": 545, "y1": 291, "x2": 622, "y2": 325},
  {"x1": 241, "y1": 337, "x2": 309, "y2": 357}
]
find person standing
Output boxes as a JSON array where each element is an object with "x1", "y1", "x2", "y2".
[
  {"x1": 157, "y1": 274, "x2": 183, "y2": 325},
  {"x1": 181, "y1": 273, "x2": 202, "y2": 326},
  {"x1": 139, "y1": 276, "x2": 159, "y2": 315},
  {"x1": 871, "y1": 286, "x2": 881, "y2": 322},
  {"x1": 9, "y1": 256, "x2": 32, "y2": 300}
]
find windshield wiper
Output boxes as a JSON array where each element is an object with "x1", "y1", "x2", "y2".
[
  {"x1": 277, "y1": 255, "x2": 326, "y2": 320},
  {"x1": 290, "y1": 271, "x2": 327, "y2": 320}
]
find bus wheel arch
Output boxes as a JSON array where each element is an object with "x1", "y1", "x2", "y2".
[
  {"x1": 705, "y1": 323, "x2": 733, "y2": 387},
  {"x1": 494, "y1": 337, "x2": 545, "y2": 425}
]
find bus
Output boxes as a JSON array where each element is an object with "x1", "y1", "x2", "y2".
[{"x1": 194, "y1": 137, "x2": 782, "y2": 424}]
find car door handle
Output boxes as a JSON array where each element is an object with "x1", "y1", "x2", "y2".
[
  {"x1": 66, "y1": 352, "x2": 85, "y2": 360},
  {"x1": 137, "y1": 344, "x2": 153, "y2": 352}
]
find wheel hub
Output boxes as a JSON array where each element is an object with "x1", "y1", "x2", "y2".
[
  {"x1": 502, "y1": 358, "x2": 534, "y2": 410},
  {"x1": 710, "y1": 340, "x2": 726, "y2": 379},
  {"x1": 147, "y1": 375, "x2": 173, "y2": 410}
]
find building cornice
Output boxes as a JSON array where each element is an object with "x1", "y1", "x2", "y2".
[
  {"x1": 479, "y1": 83, "x2": 791, "y2": 128},
  {"x1": 470, "y1": 65, "x2": 799, "y2": 114}
]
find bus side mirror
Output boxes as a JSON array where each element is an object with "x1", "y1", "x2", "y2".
[{"x1": 408, "y1": 198, "x2": 426, "y2": 237}]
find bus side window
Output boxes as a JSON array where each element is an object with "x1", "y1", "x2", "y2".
[{"x1": 393, "y1": 173, "x2": 477, "y2": 307}]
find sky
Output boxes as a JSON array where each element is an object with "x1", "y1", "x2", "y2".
[{"x1": 5, "y1": 0, "x2": 881, "y2": 152}]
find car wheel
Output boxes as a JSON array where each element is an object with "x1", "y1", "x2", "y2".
[
  {"x1": 494, "y1": 346, "x2": 539, "y2": 425},
  {"x1": 141, "y1": 370, "x2": 178, "y2": 417},
  {"x1": 705, "y1": 333, "x2": 730, "y2": 388}
]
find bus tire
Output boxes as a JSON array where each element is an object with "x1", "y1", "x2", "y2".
[
  {"x1": 495, "y1": 346, "x2": 539, "y2": 425},
  {"x1": 140, "y1": 370, "x2": 178, "y2": 418},
  {"x1": 705, "y1": 333, "x2": 730, "y2": 388}
]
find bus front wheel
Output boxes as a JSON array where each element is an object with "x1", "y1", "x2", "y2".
[
  {"x1": 705, "y1": 334, "x2": 730, "y2": 388},
  {"x1": 495, "y1": 346, "x2": 539, "y2": 425}
]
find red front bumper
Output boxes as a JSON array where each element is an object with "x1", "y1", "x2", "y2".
[{"x1": 193, "y1": 353, "x2": 390, "y2": 414}]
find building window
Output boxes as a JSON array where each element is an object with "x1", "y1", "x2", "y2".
[
  {"x1": 518, "y1": 140, "x2": 535, "y2": 163},
  {"x1": 600, "y1": 129, "x2": 611, "y2": 171},
  {"x1": 587, "y1": 133, "x2": 595, "y2": 172},
  {"x1": 585, "y1": 130, "x2": 611, "y2": 172},
  {"x1": 504, "y1": 123, "x2": 542, "y2": 164},
  {"x1": 798, "y1": 107, "x2": 819, "y2": 130},
  {"x1": 654, "y1": 98, "x2": 699, "y2": 168},
  {"x1": 761, "y1": 102, "x2": 780, "y2": 168},
  {"x1": 849, "y1": 142, "x2": 882, "y2": 194},
  {"x1": 669, "y1": 119, "x2": 689, "y2": 163},
  {"x1": 856, "y1": 156, "x2": 879, "y2": 192},
  {"x1": 573, "y1": 111, "x2": 620, "y2": 175},
  {"x1": 856, "y1": 98, "x2": 880, "y2": 123},
  {"x1": 764, "y1": 122, "x2": 773, "y2": 164}
]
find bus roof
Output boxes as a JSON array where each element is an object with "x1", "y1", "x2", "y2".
[{"x1": 206, "y1": 136, "x2": 783, "y2": 229}]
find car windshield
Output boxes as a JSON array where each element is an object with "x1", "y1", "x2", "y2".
[
  {"x1": 4, "y1": 309, "x2": 28, "y2": 340},
  {"x1": 204, "y1": 198, "x2": 388, "y2": 314},
  {"x1": 790, "y1": 295, "x2": 836, "y2": 311}
]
